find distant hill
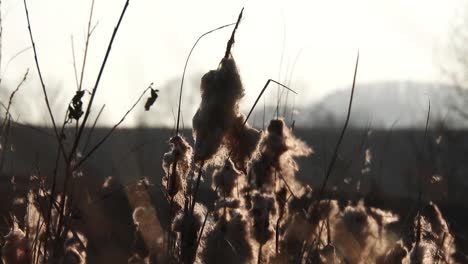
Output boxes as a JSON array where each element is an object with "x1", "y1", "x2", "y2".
[{"x1": 260, "y1": 81, "x2": 467, "y2": 129}]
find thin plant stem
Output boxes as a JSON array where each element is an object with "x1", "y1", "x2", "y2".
[
  {"x1": 55, "y1": 1, "x2": 130, "y2": 241},
  {"x1": 224, "y1": 8, "x2": 244, "y2": 60},
  {"x1": 416, "y1": 98, "x2": 431, "y2": 245},
  {"x1": 258, "y1": 243, "x2": 263, "y2": 264},
  {"x1": 77, "y1": 87, "x2": 150, "y2": 168},
  {"x1": 82, "y1": 104, "x2": 106, "y2": 153},
  {"x1": 78, "y1": 0, "x2": 96, "y2": 92},
  {"x1": 1, "y1": 46, "x2": 31, "y2": 77},
  {"x1": 58, "y1": 2, "x2": 131, "y2": 232},
  {"x1": 190, "y1": 162, "x2": 205, "y2": 215},
  {"x1": 0, "y1": 69, "x2": 29, "y2": 172},
  {"x1": 227, "y1": 79, "x2": 297, "y2": 160},
  {"x1": 316, "y1": 51, "x2": 359, "y2": 199},
  {"x1": 1, "y1": 69, "x2": 29, "y2": 129},
  {"x1": 23, "y1": 0, "x2": 67, "y2": 160},
  {"x1": 70, "y1": 0, "x2": 130, "y2": 164},
  {"x1": 276, "y1": 170, "x2": 297, "y2": 199},
  {"x1": 71, "y1": 36, "x2": 79, "y2": 90}
]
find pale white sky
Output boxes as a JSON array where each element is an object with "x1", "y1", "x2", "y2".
[{"x1": 0, "y1": 0, "x2": 464, "y2": 127}]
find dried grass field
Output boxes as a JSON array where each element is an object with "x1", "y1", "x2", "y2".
[{"x1": 1, "y1": 2, "x2": 468, "y2": 264}]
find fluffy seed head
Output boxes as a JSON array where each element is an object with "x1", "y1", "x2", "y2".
[
  {"x1": 250, "y1": 192, "x2": 277, "y2": 245},
  {"x1": 2, "y1": 228, "x2": 30, "y2": 264},
  {"x1": 162, "y1": 135, "x2": 193, "y2": 197},
  {"x1": 172, "y1": 203, "x2": 206, "y2": 263},
  {"x1": 200, "y1": 212, "x2": 253, "y2": 264},
  {"x1": 249, "y1": 119, "x2": 312, "y2": 191},
  {"x1": 225, "y1": 114, "x2": 261, "y2": 172},
  {"x1": 192, "y1": 56, "x2": 245, "y2": 164},
  {"x1": 213, "y1": 159, "x2": 243, "y2": 197},
  {"x1": 333, "y1": 203, "x2": 380, "y2": 263}
]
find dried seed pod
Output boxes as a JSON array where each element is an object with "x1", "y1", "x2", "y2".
[
  {"x1": 249, "y1": 155, "x2": 275, "y2": 191},
  {"x1": 162, "y1": 135, "x2": 193, "y2": 197},
  {"x1": 249, "y1": 119, "x2": 312, "y2": 191},
  {"x1": 2, "y1": 228, "x2": 30, "y2": 264},
  {"x1": 172, "y1": 203, "x2": 205, "y2": 263},
  {"x1": 281, "y1": 211, "x2": 314, "y2": 257},
  {"x1": 250, "y1": 192, "x2": 277, "y2": 245},
  {"x1": 201, "y1": 212, "x2": 253, "y2": 264},
  {"x1": 225, "y1": 114, "x2": 261, "y2": 172},
  {"x1": 144, "y1": 85, "x2": 159, "y2": 111},
  {"x1": 261, "y1": 119, "x2": 289, "y2": 162},
  {"x1": 212, "y1": 159, "x2": 243, "y2": 197},
  {"x1": 67, "y1": 90, "x2": 85, "y2": 122},
  {"x1": 423, "y1": 202, "x2": 455, "y2": 254},
  {"x1": 276, "y1": 186, "x2": 288, "y2": 219},
  {"x1": 410, "y1": 202, "x2": 456, "y2": 263},
  {"x1": 192, "y1": 56, "x2": 244, "y2": 164},
  {"x1": 407, "y1": 241, "x2": 435, "y2": 264},
  {"x1": 332, "y1": 203, "x2": 380, "y2": 263},
  {"x1": 320, "y1": 244, "x2": 343, "y2": 264},
  {"x1": 376, "y1": 240, "x2": 408, "y2": 264}
]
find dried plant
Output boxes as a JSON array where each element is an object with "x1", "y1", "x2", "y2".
[
  {"x1": 249, "y1": 118, "x2": 312, "y2": 192},
  {"x1": 172, "y1": 203, "x2": 205, "y2": 263},
  {"x1": 2, "y1": 227, "x2": 30, "y2": 264},
  {"x1": 225, "y1": 114, "x2": 261, "y2": 173},
  {"x1": 162, "y1": 135, "x2": 193, "y2": 199},
  {"x1": 200, "y1": 211, "x2": 253, "y2": 264},
  {"x1": 192, "y1": 56, "x2": 245, "y2": 164},
  {"x1": 0, "y1": 2, "x2": 462, "y2": 264},
  {"x1": 212, "y1": 159, "x2": 243, "y2": 198}
]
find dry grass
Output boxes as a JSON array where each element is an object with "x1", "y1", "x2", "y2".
[{"x1": 0, "y1": 3, "x2": 463, "y2": 264}]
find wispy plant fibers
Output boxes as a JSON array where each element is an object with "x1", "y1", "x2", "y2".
[
  {"x1": 250, "y1": 192, "x2": 277, "y2": 245},
  {"x1": 2, "y1": 228, "x2": 30, "y2": 264},
  {"x1": 172, "y1": 203, "x2": 205, "y2": 263},
  {"x1": 407, "y1": 241, "x2": 436, "y2": 264},
  {"x1": 332, "y1": 203, "x2": 381, "y2": 264},
  {"x1": 162, "y1": 135, "x2": 193, "y2": 198},
  {"x1": 62, "y1": 231, "x2": 87, "y2": 263},
  {"x1": 132, "y1": 206, "x2": 164, "y2": 260},
  {"x1": 420, "y1": 202, "x2": 455, "y2": 263},
  {"x1": 249, "y1": 118, "x2": 312, "y2": 191},
  {"x1": 192, "y1": 56, "x2": 244, "y2": 164},
  {"x1": 225, "y1": 114, "x2": 261, "y2": 173},
  {"x1": 200, "y1": 211, "x2": 253, "y2": 264},
  {"x1": 212, "y1": 159, "x2": 243, "y2": 197},
  {"x1": 280, "y1": 199, "x2": 339, "y2": 259},
  {"x1": 376, "y1": 240, "x2": 408, "y2": 264},
  {"x1": 248, "y1": 192, "x2": 278, "y2": 263},
  {"x1": 408, "y1": 201, "x2": 456, "y2": 264}
]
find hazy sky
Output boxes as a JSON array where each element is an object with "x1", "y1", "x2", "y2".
[{"x1": 1, "y1": 0, "x2": 464, "y2": 127}]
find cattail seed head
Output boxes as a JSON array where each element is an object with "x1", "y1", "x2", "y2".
[
  {"x1": 225, "y1": 115, "x2": 261, "y2": 172},
  {"x1": 162, "y1": 135, "x2": 193, "y2": 197},
  {"x1": 212, "y1": 159, "x2": 242, "y2": 197},
  {"x1": 250, "y1": 192, "x2": 277, "y2": 245},
  {"x1": 201, "y1": 211, "x2": 253, "y2": 264},
  {"x1": 2, "y1": 228, "x2": 30, "y2": 264},
  {"x1": 192, "y1": 56, "x2": 245, "y2": 164}
]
